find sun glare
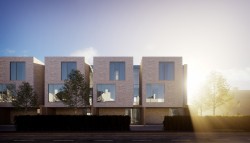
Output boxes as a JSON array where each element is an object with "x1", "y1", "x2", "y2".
[{"x1": 187, "y1": 70, "x2": 206, "y2": 104}]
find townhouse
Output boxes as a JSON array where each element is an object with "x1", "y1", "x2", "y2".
[
  {"x1": 0, "y1": 57, "x2": 44, "y2": 124},
  {"x1": 92, "y1": 57, "x2": 134, "y2": 115},
  {"x1": 0, "y1": 56, "x2": 187, "y2": 125},
  {"x1": 43, "y1": 57, "x2": 90, "y2": 115},
  {"x1": 140, "y1": 57, "x2": 187, "y2": 124}
]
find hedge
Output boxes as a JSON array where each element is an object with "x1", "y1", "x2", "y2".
[
  {"x1": 15, "y1": 115, "x2": 130, "y2": 131},
  {"x1": 163, "y1": 116, "x2": 194, "y2": 131},
  {"x1": 163, "y1": 116, "x2": 250, "y2": 132}
]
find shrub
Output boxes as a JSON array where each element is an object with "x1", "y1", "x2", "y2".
[{"x1": 163, "y1": 116, "x2": 250, "y2": 132}]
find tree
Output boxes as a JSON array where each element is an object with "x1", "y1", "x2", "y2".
[
  {"x1": 56, "y1": 70, "x2": 90, "y2": 115},
  {"x1": 12, "y1": 82, "x2": 38, "y2": 112},
  {"x1": 201, "y1": 72, "x2": 233, "y2": 116}
]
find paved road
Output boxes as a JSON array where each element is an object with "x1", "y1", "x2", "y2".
[{"x1": 1, "y1": 132, "x2": 250, "y2": 143}]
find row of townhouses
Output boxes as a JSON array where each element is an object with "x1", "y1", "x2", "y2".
[{"x1": 0, "y1": 56, "x2": 188, "y2": 125}]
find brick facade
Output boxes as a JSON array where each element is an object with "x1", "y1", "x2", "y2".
[
  {"x1": 0, "y1": 57, "x2": 44, "y2": 107},
  {"x1": 93, "y1": 57, "x2": 134, "y2": 107},
  {"x1": 0, "y1": 56, "x2": 187, "y2": 125},
  {"x1": 141, "y1": 57, "x2": 185, "y2": 107},
  {"x1": 44, "y1": 57, "x2": 88, "y2": 107}
]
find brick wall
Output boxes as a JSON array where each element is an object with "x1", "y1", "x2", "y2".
[
  {"x1": 141, "y1": 57, "x2": 184, "y2": 107},
  {"x1": 93, "y1": 57, "x2": 134, "y2": 107},
  {"x1": 44, "y1": 57, "x2": 87, "y2": 107},
  {"x1": 0, "y1": 57, "x2": 44, "y2": 107}
]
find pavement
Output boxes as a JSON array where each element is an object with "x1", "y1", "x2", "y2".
[
  {"x1": 0, "y1": 124, "x2": 164, "y2": 132},
  {"x1": 130, "y1": 125, "x2": 164, "y2": 131},
  {"x1": 1, "y1": 125, "x2": 250, "y2": 143},
  {"x1": 0, "y1": 125, "x2": 16, "y2": 131}
]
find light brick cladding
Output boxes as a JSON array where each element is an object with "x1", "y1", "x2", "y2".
[
  {"x1": 141, "y1": 57, "x2": 184, "y2": 107},
  {"x1": 44, "y1": 57, "x2": 87, "y2": 107},
  {"x1": 93, "y1": 57, "x2": 134, "y2": 107}
]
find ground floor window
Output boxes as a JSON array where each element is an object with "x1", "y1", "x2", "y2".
[{"x1": 97, "y1": 84, "x2": 115, "y2": 102}]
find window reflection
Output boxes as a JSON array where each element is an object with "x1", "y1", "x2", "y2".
[
  {"x1": 97, "y1": 84, "x2": 115, "y2": 102},
  {"x1": 110, "y1": 62, "x2": 125, "y2": 80},
  {"x1": 159, "y1": 62, "x2": 174, "y2": 80},
  {"x1": 133, "y1": 66, "x2": 140, "y2": 105},
  {"x1": 10, "y1": 62, "x2": 25, "y2": 80},
  {"x1": 61, "y1": 62, "x2": 76, "y2": 80},
  {"x1": 146, "y1": 83, "x2": 165, "y2": 102},
  {"x1": 0, "y1": 84, "x2": 15, "y2": 102},
  {"x1": 48, "y1": 84, "x2": 64, "y2": 102}
]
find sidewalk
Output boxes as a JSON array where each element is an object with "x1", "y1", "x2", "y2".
[
  {"x1": 0, "y1": 125, "x2": 164, "y2": 132},
  {"x1": 0, "y1": 125, "x2": 16, "y2": 131},
  {"x1": 130, "y1": 125, "x2": 163, "y2": 131}
]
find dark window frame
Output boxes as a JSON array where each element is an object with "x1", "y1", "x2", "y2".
[
  {"x1": 159, "y1": 62, "x2": 175, "y2": 80},
  {"x1": 109, "y1": 62, "x2": 125, "y2": 80},
  {"x1": 10, "y1": 62, "x2": 25, "y2": 81},
  {"x1": 61, "y1": 62, "x2": 77, "y2": 80}
]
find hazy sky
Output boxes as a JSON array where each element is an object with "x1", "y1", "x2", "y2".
[{"x1": 1, "y1": 0, "x2": 250, "y2": 96}]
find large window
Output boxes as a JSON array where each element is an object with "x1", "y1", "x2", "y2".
[
  {"x1": 133, "y1": 66, "x2": 140, "y2": 105},
  {"x1": 0, "y1": 84, "x2": 15, "y2": 102},
  {"x1": 97, "y1": 84, "x2": 115, "y2": 102},
  {"x1": 146, "y1": 83, "x2": 165, "y2": 103},
  {"x1": 48, "y1": 84, "x2": 64, "y2": 102},
  {"x1": 110, "y1": 62, "x2": 125, "y2": 80},
  {"x1": 10, "y1": 62, "x2": 25, "y2": 80},
  {"x1": 61, "y1": 62, "x2": 76, "y2": 80},
  {"x1": 159, "y1": 62, "x2": 175, "y2": 80}
]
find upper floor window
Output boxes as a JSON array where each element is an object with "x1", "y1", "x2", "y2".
[
  {"x1": 61, "y1": 62, "x2": 76, "y2": 80},
  {"x1": 110, "y1": 62, "x2": 125, "y2": 80},
  {"x1": 146, "y1": 83, "x2": 165, "y2": 103},
  {"x1": 10, "y1": 62, "x2": 25, "y2": 80},
  {"x1": 159, "y1": 62, "x2": 174, "y2": 80},
  {"x1": 133, "y1": 65, "x2": 140, "y2": 84}
]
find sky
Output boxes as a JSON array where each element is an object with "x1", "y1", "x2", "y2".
[{"x1": 1, "y1": 0, "x2": 250, "y2": 99}]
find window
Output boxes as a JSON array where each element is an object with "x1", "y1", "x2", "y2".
[
  {"x1": 97, "y1": 84, "x2": 115, "y2": 102},
  {"x1": 146, "y1": 83, "x2": 165, "y2": 103},
  {"x1": 61, "y1": 62, "x2": 76, "y2": 80},
  {"x1": 110, "y1": 62, "x2": 125, "y2": 80},
  {"x1": 159, "y1": 62, "x2": 174, "y2": 80},
  {"x1": 133, "y1": 84, "x2": 139, "y2": 105},
  {"x1": 133, "y1": 65, "x2": 140, "y2": 84},
  {"x1": 10, "y1": 62, "x2": 25, "y2": 80},
  {"x1": 133, "y1": 66, "x2": 140, "y2": 105},
  {"x1": 48, "y1": 84, "x2": 64, "y2": 102},
  {"x1": 0, "y1": 84, "x2": 15, "y2": 102}
]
